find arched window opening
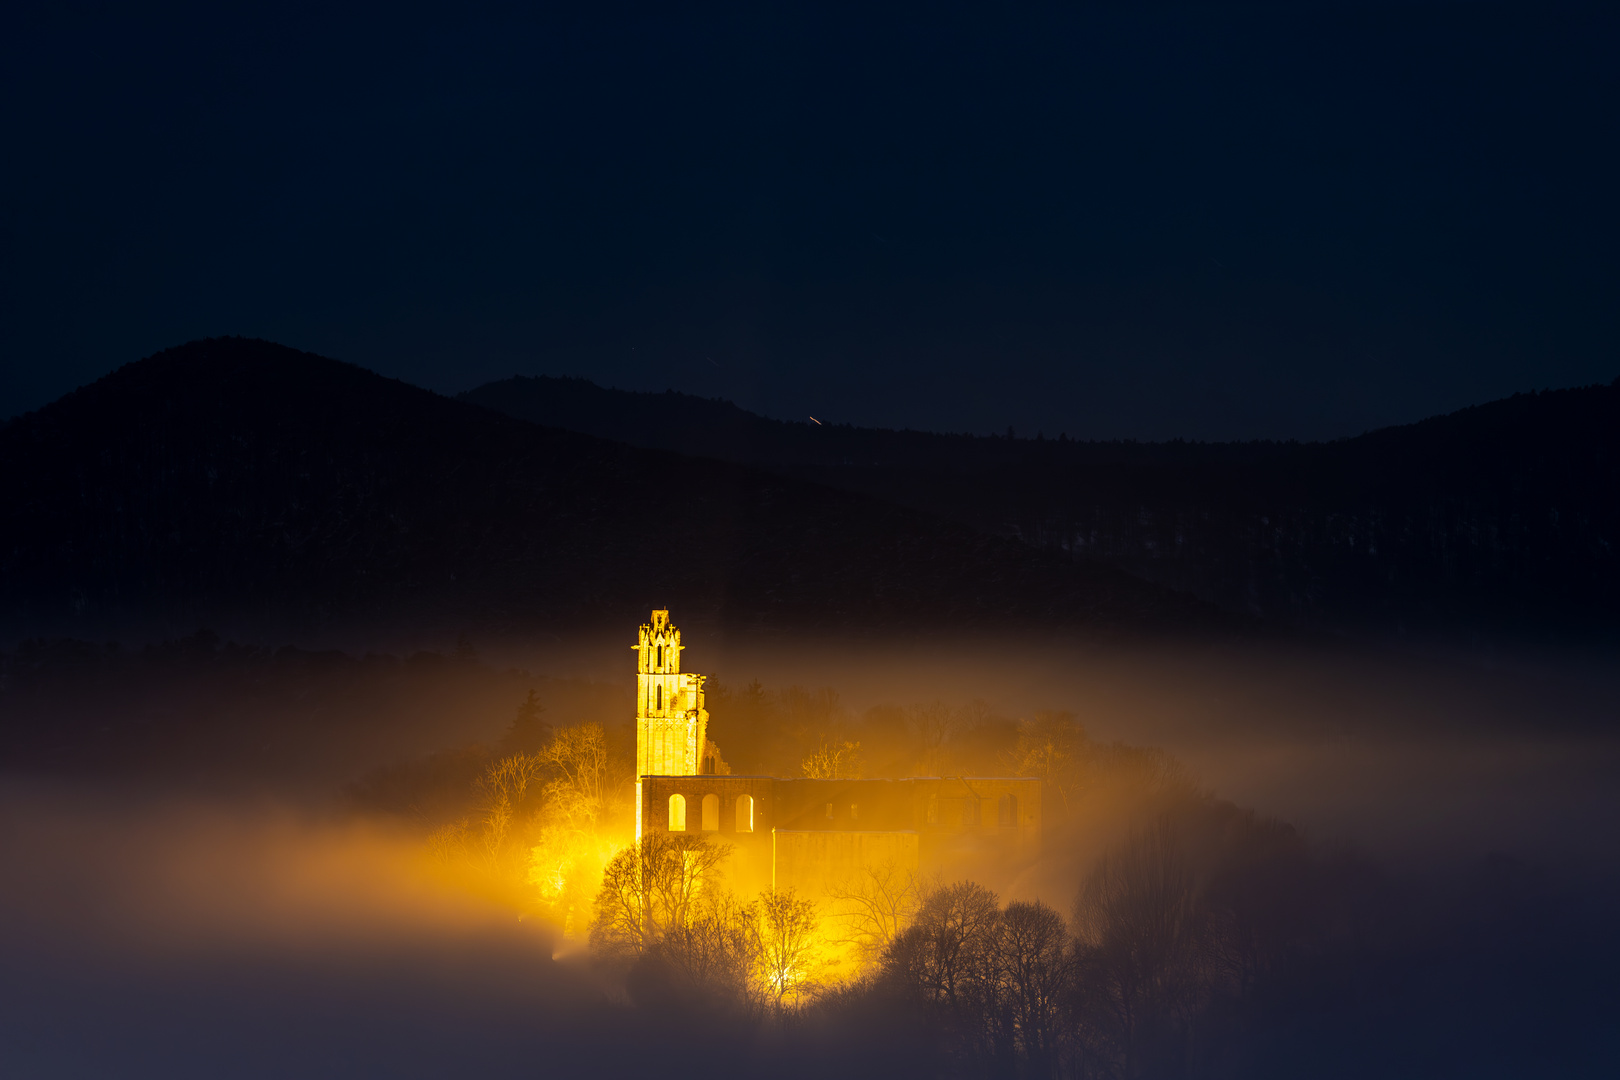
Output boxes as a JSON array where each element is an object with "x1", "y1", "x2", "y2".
[
  {"x1": 702, "y1": 793, "x2": 719, "y2": 831},
  {"x1": 656, "y1": 644, "x2": 663, "y2": 669},
  {"x1": 656, "y1": 685, "x2": 662, "y2": 710},
  {"x1": 998, "y1": 793, "x2": 1018, "y2": 827},
  {"x1": 736, "y1": 795, "x2": 754, "y2": 832},
  {"x1": 963, "y1": 797, "x2": 981, "y2": 827},
  {"x1": 668, "y1": 793, "x2": 686, "y2": 831}
]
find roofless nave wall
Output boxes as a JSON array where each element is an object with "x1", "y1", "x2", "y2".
[{"x1": 632, "y1": 610, "x2": 1041, "y2": 897}]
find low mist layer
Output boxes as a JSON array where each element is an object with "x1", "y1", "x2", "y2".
[
  {"x1": 0, "y1": 783, "x2": 600, "y2": 1079},
  {"x1": 4, "y1": 629, "x2": 1619, "y2": 1077}
]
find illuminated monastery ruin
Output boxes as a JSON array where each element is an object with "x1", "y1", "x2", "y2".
[
  {"x1": 634, "y1": 609, "x2": 1041, "y2": 897},
  {"x1": 632, "y1": 608, "x2": 724, "y2": 834}
]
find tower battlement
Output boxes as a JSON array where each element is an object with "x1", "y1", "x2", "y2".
[{"x1": 633, "y1": 609, "x2": 716, "y2": 838}]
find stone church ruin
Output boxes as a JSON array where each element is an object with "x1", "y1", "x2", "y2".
[{"x1": 632, "y1": 609, "x2": 1041, "y2": 898}]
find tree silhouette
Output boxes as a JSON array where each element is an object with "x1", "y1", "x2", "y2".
[
  {"x1": 499, "y1": 689, "x2": 551, "y2": 755},
  {"x1": 590, "y1": 833, "x2": 733, "y2": 961}
]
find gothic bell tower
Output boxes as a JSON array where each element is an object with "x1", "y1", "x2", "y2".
[{"x1": 634, "y1": 609, "x2": 710, "y2": 838}]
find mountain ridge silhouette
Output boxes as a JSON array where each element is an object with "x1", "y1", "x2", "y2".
[
  {"x1": 0, "y1": 338, "x2": 1227, "y2": 644},
  {"x1": 462, "y1": 372, "x2": 1620, "y2": 639}
]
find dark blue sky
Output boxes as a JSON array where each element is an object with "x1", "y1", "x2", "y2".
[{"x1": 3, "y1": 1, "x2": 1616, "y2": 439}]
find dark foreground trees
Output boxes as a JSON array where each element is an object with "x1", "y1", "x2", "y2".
[
  {"x1": 590, "y1": 832, "x2": 734, "y2": 960},
  {"x1": 881, "y1": 883, "x2": 1073, "y2": 1073},
  {"x1": 590, "y1": 833, "x2": 826, "y2": 1013},
  {"x1": 580, "y1": 801, "x2": 1618, "y2": 1079},
  {"x1": 582, "y1": 800, "x2": 1337, "y2": 1076},
  {"x1": 860, "y1": 803, "x2": 1349, "y2": 1080}
]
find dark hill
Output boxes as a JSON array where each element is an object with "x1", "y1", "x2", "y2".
[
  {"x1": 462, "y1": 375, "x2": 1620, "y2": 639},
  {"x1": 0, "y1": 338, "x2": 1222, "y2": 642}
]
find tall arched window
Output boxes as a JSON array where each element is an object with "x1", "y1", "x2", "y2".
[
  {"x1": 656, "y1": 645, "x2": 663, "y2": 669},
  {"x1": 656, "y1": 685, "x2": 662, "y2": 710},
  {"x1": 668, "y1": 793, "x2": 686, "y2": 831},
  {"x1": 702, "y1": 793, "x2": 719, "y2": 831},
  {"x1": 998, "y1": 793, "x2": 1018, "y2": 827},
  {"x1": 736, "y1": 795, "x2": 754, "y2": 832}
]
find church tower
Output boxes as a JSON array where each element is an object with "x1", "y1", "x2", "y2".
[{"x1": 634, "y1": 609, "x2": 710, "y2": 839}]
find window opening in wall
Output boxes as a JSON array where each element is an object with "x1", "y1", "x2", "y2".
[
  {"x1": 999, "y1": 793, "x2": 1018, "y2": 827},
  {"x1": 656, "y1": 685, "x2": 662, "y2": 710},
  {"x1": 702, "y1": 793, "x2": 719, "y2": 831},
  {"x1": 964, "y1": 796, "x2": 981, "y2": 826},
  {"x1": 668, "y1": 793, "x2": 686, "y2": 831},
  {"x1": 656, "y1": 645, "x2": 662, "y2": 668},
  {"x1": 926, "y1": 794, "x2": 939, "y2": 825},
  {"x1": 737, "y1": 795, "x2": 754, "y2": 832}
]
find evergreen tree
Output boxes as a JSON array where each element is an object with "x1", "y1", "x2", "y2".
[{"x1": 499, "y1": 689, "x2": 551, "y2": 754}]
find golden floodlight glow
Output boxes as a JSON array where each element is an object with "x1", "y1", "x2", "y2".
[{"x1": 633, "y1": 609, "x2": 715, "y2": 841}]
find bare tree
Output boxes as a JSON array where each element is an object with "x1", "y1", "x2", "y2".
[
  {"x1": 1083, "y1": 743, "x2": 1197, "y2": 810},
  {"x1": 539, "y1": 722, "x2": 610, "y2": 809},
  {"x1": 996, "y1": 900, "x2": 1072, "y2": 1078},
  {"x1": 910, "y1": 700, "x2": 957, "y2": 776},
  {"x1": 801, "y1": 737, "x2": 863, "y2": 779},
  {"x1": 1072, "y1": 817, "x2": 1213, "y2": 1080},
  {"x1": 472, "y1": 752, "x2": 546, "y2": 876},
  {"x1": 886, "y1": 880, "x2": 1002, "y2": 1009},
  {"x1": 825, "y1": 858, "x2": 925, "y2": 967},
  {"x1": 756, "y1": 887, "x2": 822, "y2": 1008},
  {"x1": 652, "y1": 890, "x2": 762, "y2": 1006},
  {"x1": 425, "y1": 818, "x2": 470, "y2": 867},
  {"x1": 524, "y1": 722, "x2": 642, "y2": 930},
  {"x1": 881, "y1": 881, "x2": 1052, "y2": 1071},
  {"x1": 1007, "y1": 710, "x2": 1088, "y2": 813},
  {"x1": 589, "y1": 832, "x2": 733, "y2": 960}
]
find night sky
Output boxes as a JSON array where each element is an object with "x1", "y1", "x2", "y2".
[{"x1": 3, "y1": 1, "x2": 1616, "y2": 439}]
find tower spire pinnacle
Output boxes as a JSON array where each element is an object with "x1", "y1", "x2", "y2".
[{"x1": 633, "y1": 609, "x2": 710, "y2": 839}]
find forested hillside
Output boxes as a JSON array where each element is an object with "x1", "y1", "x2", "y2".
[
  {"x1": 0, "y1": 339, "x2": 1218, "y2": 642},
  {"x1": 464, "y1": 375, "x2": 1620, "y2": 638}
]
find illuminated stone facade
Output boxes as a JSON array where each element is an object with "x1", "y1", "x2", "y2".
[
  {"x1": 634, "y1": 610, "x2": 723, "y2": 840},
  {"x1": 631, "y1": 609, "x2": 1042, "y2": 890},
  {"x1": 639, "y1": 774, "x2": 1041, "y2": 895}
]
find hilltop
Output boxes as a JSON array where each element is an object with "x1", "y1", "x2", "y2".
[
  {"x1": 0, "y1": 338, "x2": 1223, "y2": 644},
  {"x1": 464, "y1": 374, "x2": 1620, "y2": 639}
]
